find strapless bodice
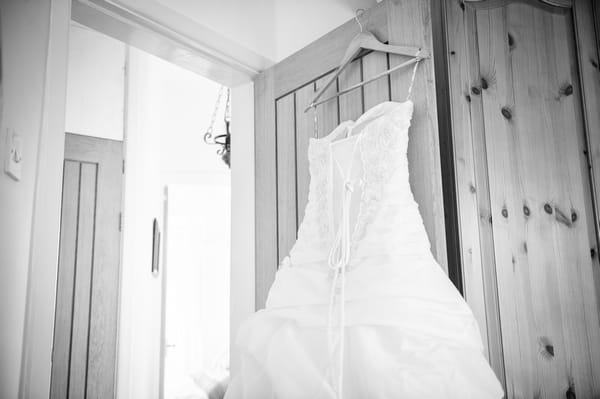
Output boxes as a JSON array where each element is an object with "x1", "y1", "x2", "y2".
[{"x1": 287, "y1": 100, "x2": 432, "y2": 269}]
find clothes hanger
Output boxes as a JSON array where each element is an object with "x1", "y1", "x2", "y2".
[{"x1": 304, "y1": 9, "x2": 429, "y2": 113}]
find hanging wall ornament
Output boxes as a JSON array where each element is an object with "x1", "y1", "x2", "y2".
[{"x1": 204, "y1": 86, "x2": 231, "y2": 168}]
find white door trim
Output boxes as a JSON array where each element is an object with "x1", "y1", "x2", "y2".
[
  {"x1": 19, "y1": 0, "x2": 72, "y2": 397},
  {"x1": 71, "y1": 0, "x2": 272, "y2": 86},
  {"x1": 21, "y1": 0, "x2": 257, "y2": 396}
]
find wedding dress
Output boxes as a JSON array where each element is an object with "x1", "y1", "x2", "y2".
[{"x1": 226, "y1": 70, "x2": 504, "y2": 398}]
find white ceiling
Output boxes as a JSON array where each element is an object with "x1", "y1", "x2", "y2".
[{"x1": 108, "y1": 0, "x2": 378, "y2": 62}]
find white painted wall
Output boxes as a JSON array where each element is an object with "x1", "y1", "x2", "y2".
[
  {"x1": 0, "y1": 1, "x2": 51, "y2": 396},
  {"x1": 273, "y1": 0, "x2": 375, "y2": 60},
  {"x1": 0, "y1": 0, "x2": 71, "y2": 397},
  {"x1": 65, "y1": 23, "x2": 126, "y2": 140},
  {"x1": 103, "y1": 0, "x2": 377, "y2": 63}
]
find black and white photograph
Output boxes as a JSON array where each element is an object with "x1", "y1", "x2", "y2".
[{"x1": 1, "y1": 0, "x2": 599, "y2": 398}]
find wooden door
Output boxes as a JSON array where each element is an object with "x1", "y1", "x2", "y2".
[
  {"x1": 254, "y1": 0, "x2": 447, "y2": 309},
  {"x1": 446, "y1": 0, "x2": 600, "y2": 396},
  {"x1": 50, "y1": 134, "x2": 123, "y2": 399}
]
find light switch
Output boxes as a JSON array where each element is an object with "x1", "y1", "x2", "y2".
[{"x1": 5, "y1": 129, "x2": 23, "y2": 181}]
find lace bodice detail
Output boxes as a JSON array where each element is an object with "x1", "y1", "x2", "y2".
[{"x1": 288, "y1": 100, "x2": 431, "y2": 267}]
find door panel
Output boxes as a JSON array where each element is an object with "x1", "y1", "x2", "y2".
[
  {"x1": 69, "y1": 162, "x2": 97, "y2": 399},
  {"x1": 447, "y1": 0, "x2": 600, "y2": 396},
  {"x1": 255, "y1": 0, "x2": 446, "y2": 309},
  {"x1": 362, "y1": 52, "x2": 391, "y2": 108},
  {"x1": 338, "y1": 59, "x2": 363, "y2": 122},
  {"x1": 51, "y1": 134, "x2": 123, "y2": 399},
  {"x1": 276, "y1": 93, "x2": 298, "y2": 261},
  {"x1": 51, "y1": 161, "x2": 80, "y2": 399}
]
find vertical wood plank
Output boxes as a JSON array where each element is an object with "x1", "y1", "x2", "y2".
[
  {"x1": 387, "y1": 0, "x2": 448, "y2": 272},
  {"x1": 477, "y1": 7, "x2": 539, "y2": 397},
  {"x1": 254, "y1": 71, "x2": 278, "y2": 310},
  {"x1": 50, "y1": 161, "x2": 81, "y2": 399},
  {"x1": 338, "y1": 59, "x2": 363, "y2": 121},
  {"x1": 86, "y1": 138, "x2": 122, "y2": 399},
  {"x1": 542, "y1": 8, "x2": 599, "y2": 396},
  {"x1": 431, "y1": 0, "x2": 464, "y2": 295},
  {"x1": 276, "y1": 93, "x2": 298, "y2": 262},
  {"x1": 444, "y1": 0, "x2": 495, "y2": 366},
  {"x1": 315, "y1": 72, "x2": 340, "y2": 138},
  {"x1": 466, "y1": 7, "x2": 508, "y2": 388},
  {"x1": 362, "y1": 52, "x2": 390, "y2": 109},
  {"x1": 567, "y1": 2, "x2": 600, "y2": 392},
  {"x1": 295, "y1": 83, "x2": 318, "y2": 225},
  {"x1": 449, "y1": 2, "x2": 507, "y2": 387},
  {"x1": 68, "y1": 162, "x2": 97, "y2": 399},
  {"x1": 444, "y1": 0, "x2": 488, "y2": 347},
  {"x1": 573, "y1": 4, "x2": 600, "y2": 383}
]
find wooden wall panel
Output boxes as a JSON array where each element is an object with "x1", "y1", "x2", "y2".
[
  {"x1": 446, "y1": 0, "x2": 600, "y2": 395},
  {"x1": 276, "y1": 93, "x2": 298, "y2": 262}
]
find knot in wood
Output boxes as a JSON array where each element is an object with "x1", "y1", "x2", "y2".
[
  {"x1": 523, "y1": 205, "x2": 530, "y2": 217},
  {"x1": 501, "y1": 208, "x2": 508, "y2": 218},
  {"x1": 544, "y1": 203, "x2": 553, "y2": 214},
  {"x1": 563, "y1": 84, "x2": 573, "y2": 96},
  {"x1": 471, "y1": 86, "x2": 481, "y2": 95},
  {"x1": 507, "y1": 33, "x2": 515, "y2": 49},
  {"x1": 501, "y1": 106, "x2": 512, "y2": 120},
  {"x1": 481, "y1": 77, "x2": 488, "y2": 90}
]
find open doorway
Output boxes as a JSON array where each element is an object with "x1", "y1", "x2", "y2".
[{"x1": 52, "y1": 21, "x2": 232, "y2": 399}]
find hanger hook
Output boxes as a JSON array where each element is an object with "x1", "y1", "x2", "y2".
[{"x1": 354, "y1": 9, "x2": 365, "y2": 32}]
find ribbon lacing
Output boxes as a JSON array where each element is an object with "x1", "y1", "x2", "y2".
[
  {"x1": 324, "y1": 57, "x2": 421, "y2": 399},
  {"x1": 326, "y1": 136, "x2": 362, "y2": 399}
]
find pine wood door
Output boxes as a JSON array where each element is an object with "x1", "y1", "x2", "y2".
[
  {"x1": 50, "y1": 134, "x2": 123, "y2": 399},
  {"x1": 254, "y1": 0, "x2": 447, "y2": 309},
  {"x1": 446, "y1": 0, "x2": 600, "y2": 396}
]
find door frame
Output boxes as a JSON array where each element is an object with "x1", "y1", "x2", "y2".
[
  {"x1": 20, "y1": 1, "x2": 258, "y2": 397},
  {"x1": 442, "y1": 0, "x2": 600, "y2": 389}
]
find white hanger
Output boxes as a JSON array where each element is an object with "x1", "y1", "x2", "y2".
[{"x1": 304, "y1": 9, "x2": 429, "y2": 112}]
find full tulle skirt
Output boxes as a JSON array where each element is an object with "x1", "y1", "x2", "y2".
[{"x1": 225, "y1": 254, "x2": 504, "y2": 399}]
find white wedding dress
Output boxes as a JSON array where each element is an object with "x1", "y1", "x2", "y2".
[{"x1": 225, "y1": 99, "x2": 504, "y2": 399}]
